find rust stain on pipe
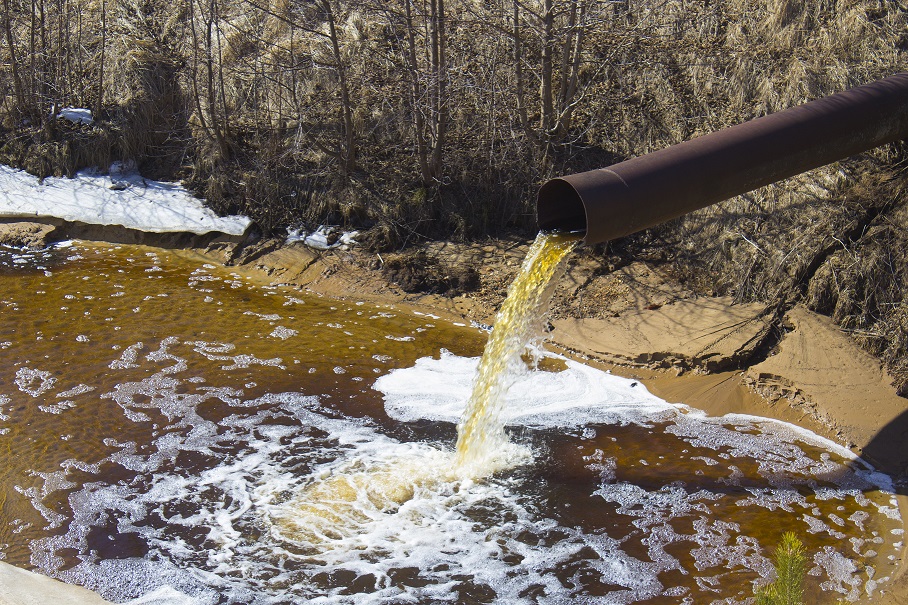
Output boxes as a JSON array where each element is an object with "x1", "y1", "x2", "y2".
[{"x1": 537, "y1": 73, "x2": 908, "y2": 245}]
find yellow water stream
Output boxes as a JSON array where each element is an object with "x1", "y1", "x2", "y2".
[{"x1": 455, "y1": 232, "x2": 578, "y2": 475}]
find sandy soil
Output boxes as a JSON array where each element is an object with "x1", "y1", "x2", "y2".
[{"x1": 2, "y1": 219, "x2": 907, "y2": 603}]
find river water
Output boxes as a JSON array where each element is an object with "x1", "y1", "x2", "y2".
[{"x1": 0, "y1": 241, "x2": 902, "y2": 604}]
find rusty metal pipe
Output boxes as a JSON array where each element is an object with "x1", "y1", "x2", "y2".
[{"x1": 537, "y1": 73, "x2": 908, "y2": 245}]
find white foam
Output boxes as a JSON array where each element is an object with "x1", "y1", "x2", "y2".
[
  {"x1": 376, "y1": 351, "x2": 888, "y2": 486},
  {"x1": 374, "y1": 350, "x2": 901, "y2": 594},
  {"x1": 812, "y1": 546, "x2": 865, "y2": 601},
  {"x1": 22, "y1": 369, "x2": 684, "y2": 604},
  {"x1": 14, "y1": 366, "x2": 57, "y2": 397},
  {"x1": 186, "y1": 340, "x2": 284, "y2": 370},
  {"x1": 57, "y1": 384, "x2": 95, "y2": 397},
  {"x1": 375, "y1": 350, "x2": 673, "y2": 427},
  {"x1": 18, "y1": 368, "x2": 906, "y2": 605},
  {"x1": 269, "y1": 326, "x2": 297, "y2": 340},
  {"x1": 124, "y1": 585, "x2": 200, "y2": 605}
]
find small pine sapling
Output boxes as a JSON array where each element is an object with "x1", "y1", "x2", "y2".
[{"x1": 755, "y1": 532, "x2": 807, "y2": 605}]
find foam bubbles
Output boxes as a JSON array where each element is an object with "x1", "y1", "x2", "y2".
[
  {"x1": 14, "y1": 366, "x2": 57, "y2": 397},
  {"x1": 374, "y1": 349, "x2": 902, "y2": 602},
  {"x1": 269, "y1": 326, "x2": 297, "y2": 340},
  {"x1": 376, "y1": 350, "x2": 674, "y2": 427}
]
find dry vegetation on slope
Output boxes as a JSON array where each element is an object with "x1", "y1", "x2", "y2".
[{"x1": 2, "y1": 0, "x2": 908, "y2": 388}]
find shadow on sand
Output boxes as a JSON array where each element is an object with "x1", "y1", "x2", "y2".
[{"x1": 857, "y1": 406, "x2": 908, "y2": 496}]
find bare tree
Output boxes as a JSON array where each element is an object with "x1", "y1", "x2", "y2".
[
  {"x1": 514, "y1": 0, "x2": 594, "y2": 155},
  {"x1": 94, "y1": 0, "x2": 105, "y2": 118},
  {"x1": 1, "y1": 0, "x2": 29, "y2": 116},
  {"x1": 317, "y1": 0, "x2": 357, "y2": 173},
  {"x1": 188, "y1": 0, "x2": 232, "y2": 158},
  {"x1": 403, "y1": 0, "x2": 447, "y2": 185}
]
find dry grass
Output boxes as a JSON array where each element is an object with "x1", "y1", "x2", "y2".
[{"x1": 805, "y1": 173, "x2": 908, "y2": 393}]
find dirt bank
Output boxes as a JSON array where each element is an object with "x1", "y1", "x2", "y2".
[{"x1": 2, "y1": 219, "x2": 907, "y2": 602}]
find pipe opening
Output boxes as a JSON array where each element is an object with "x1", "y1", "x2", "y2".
[
  {"x1": 536, "y1": 178, "x2": 587, "y2": 236},
  {"x1": 535, "y1": 73, "x2": 908, "y2": 246}
]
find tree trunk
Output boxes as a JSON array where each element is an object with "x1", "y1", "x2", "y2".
[
  {"x1": 428, "y1": 0, "x2": 446, "y2": 181},
  {"x1": 323, "y1": 0, "x2": 356, "y2": 173},
  {"x1": 540, "y1": 0, "x2": 555, "y2": 140},
  {"x1": 94, "y1": 0, "x2": 105, "y2": 119},
  {"x1": 513, "y1": 0, "x2": 535, "y2": 145},
  {"x1": 205, "y1": 0, "x2": 229, "y2": 157},
  {"x1": 1, "y1": 0, "x2": 29, "y2": 116},
  {"x1": 404, "y1": 0, "x2": 431, "y2": 183}
]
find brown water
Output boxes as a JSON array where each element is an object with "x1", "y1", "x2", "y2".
[{"x1": 0, "y1": 240, "x2": 903, "y2": 604}]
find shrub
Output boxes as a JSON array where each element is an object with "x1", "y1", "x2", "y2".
[{"x1": 755, "y1": 532, "x2": 807, "y2": 605}]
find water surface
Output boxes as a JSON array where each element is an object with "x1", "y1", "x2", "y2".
[{"x1": 0, "y1": 242, "x2": 902, "y2": 604}]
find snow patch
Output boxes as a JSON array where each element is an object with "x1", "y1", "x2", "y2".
[
  {"x1": 0, "y1": 163, "x2": 250, "y2": 236},
  {"x1": 286, "y1": 225, "x2": 359, "y2": 250},
  {"x1": 57, "y1": 107, "x2": 94, "y2": 125}
]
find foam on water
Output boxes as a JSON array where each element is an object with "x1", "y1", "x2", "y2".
[
  {"x1": 377, "y1": 350, "x2": 676, "y2": 428},
  {"x1": 25, "y1": 370, "x2": 655, "y2": 604},
  {"x1": 17, "y1": 337, "x2": 892, "y2": 604},
  {"x1": 376, "y1": 349, "x2": 883, "y2": 478},
  {"x1": 374, "y1": 348, "x2": 903, "y2": 601}
]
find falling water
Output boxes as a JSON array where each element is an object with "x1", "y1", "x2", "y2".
[{"x1": 455, "y1": 231, "x2": 579, "y2": 476}]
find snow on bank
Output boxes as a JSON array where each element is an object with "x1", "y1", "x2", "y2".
[
  {"x1": 57, "y1": 107, "x2": 94, "y2": 125},
  {"x1": 286, "y1": 225, "x2": 359, "y2": 250},
  {"x1": 0, "y1": 163, "x2": 251, "y2": 236}
]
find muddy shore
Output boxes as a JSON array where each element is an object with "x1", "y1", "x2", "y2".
[{"x1": 2, "y1": 218, "x2": 907, "y2": 603}]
